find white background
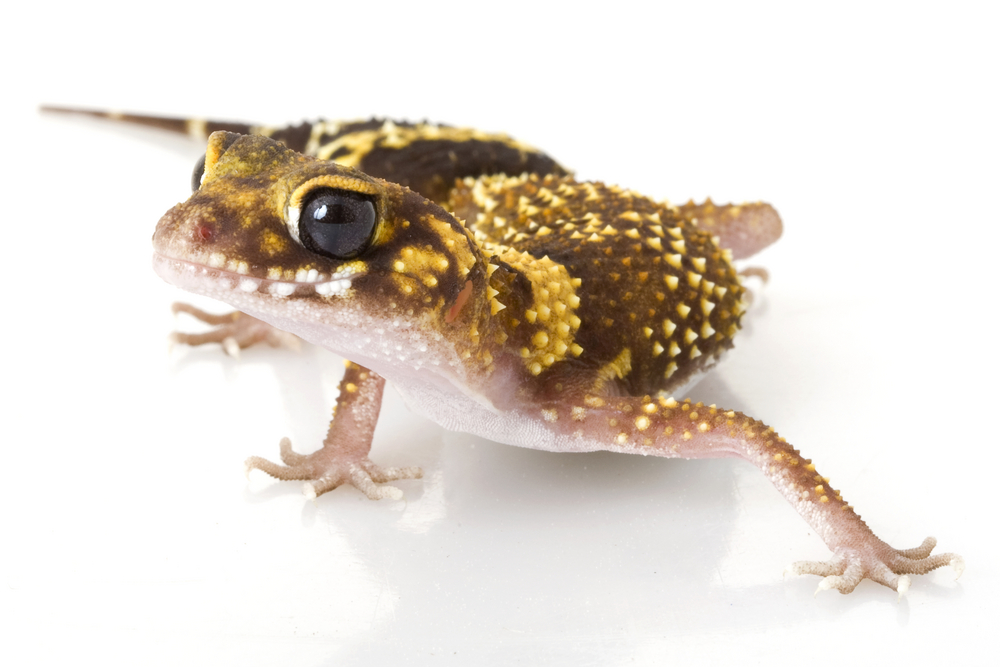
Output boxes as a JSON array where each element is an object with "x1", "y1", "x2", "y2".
[{"x1": 4, "y1": 1, "x2": 997, "y2": 664}]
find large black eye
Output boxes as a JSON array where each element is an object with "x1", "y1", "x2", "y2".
[
  {"x1": 298, "y1": 188, "x2": 378, "y2": 259},
  {"x1": 191, "y1": 154, "x2": 206, "y2": 192}
]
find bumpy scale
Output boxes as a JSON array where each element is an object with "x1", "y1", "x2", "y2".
[{"x1": 45, "y1": 107, "x2": 962, "y2": 596}]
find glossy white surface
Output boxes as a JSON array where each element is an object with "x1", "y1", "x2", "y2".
[{"x1": 4, "y1": 1, "x2": 997, "y2": 664}]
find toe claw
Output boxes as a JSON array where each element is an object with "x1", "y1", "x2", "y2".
[
  {"x1": 815, "y1": 576, "x2": 838, "y2": 596},
  {"x1": 222, "y1": 336, "x2": 241, "y2": 358},
  {"x1": 896, "y1": 575, "x2": 911, "y2": 601},
  {"x1": 951, "y1": 556, "x2": 966, "y2": 579}
]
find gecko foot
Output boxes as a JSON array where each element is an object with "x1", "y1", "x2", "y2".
[
  {"x1": 245, "y1": 437, "x2": 423, "y2": 500},
  {"x1": 786, "y1": 537, "x2": 964, "y2": 598},
  {"x1": 170, "y1": 302, "x2": 300, "y2": 356}
]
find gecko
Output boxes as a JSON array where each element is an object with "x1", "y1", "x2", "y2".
[{"x1": 45, "y1": 106, "x2": 963, "y2": 596}]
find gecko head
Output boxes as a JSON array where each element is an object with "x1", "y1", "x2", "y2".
[{"x1": 153, "y1": 132, "x2": 490, "y2": 357}]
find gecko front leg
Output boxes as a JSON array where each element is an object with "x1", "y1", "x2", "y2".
[
  {"x1": 244, "y1": 361, "x2": 422, "y2": 499},
  {"x1": 170, "y1": 302, "x2": 300, "y2": 356}
]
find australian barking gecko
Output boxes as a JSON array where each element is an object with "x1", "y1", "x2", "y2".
[{"x1": 45, "y1": 106, "x2": 963, "y2": 596}]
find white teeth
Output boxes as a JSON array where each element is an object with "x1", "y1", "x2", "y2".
[
  {"x1": 315, "y1": 279, "x2": 351, "y2": 296},
  {"x1": 295, "y1": 268, "x2": 323, "y2": 282},
  {"x1": 269, "y1": 282, "x2": 296, "y2": 297},
  {"x1": 158, "y1": 251, "x2": 361, "y2": 301}
]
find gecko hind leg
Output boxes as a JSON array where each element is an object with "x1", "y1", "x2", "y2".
[
  {"x1": 677, "y1": 200, "x2": 779, "y2": 309},
  {"x1": 543, "y1": 395, "x2": 963, "y2": 596},
  {"x1": 677, "y1": 199, "x2": 782, "y2": 260},
  {"x1": 735, "y1": 266, "x2": 771, "y2": 311},
  {"x1": 788, "y1": 537, "x2": 965, "y2": 597},
  {"x1": 244, "y1": 362, "x2": 423, "y2": 499},
  {"x1": 169, "y1": 302, "x2": 300, "y2": 356}
]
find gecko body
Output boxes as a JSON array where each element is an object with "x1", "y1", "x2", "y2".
[{"x1": 46, "y1": 107, "x2": 962, "y2": 596}]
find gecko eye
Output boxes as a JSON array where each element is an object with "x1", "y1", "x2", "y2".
[
  {"x1": 191, "y1": 154, "x2": 206, "y2": 191},
  {"x1": 298, "y1": 188, "x2": 377, "y2": 259}
]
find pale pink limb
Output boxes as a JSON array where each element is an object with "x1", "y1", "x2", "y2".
[
  {"x1": 244, "y1": 362, "x2": 422, "y2": 499},
  {"x1": 677, "y1": 199, "x2": 782, "y2": 260}
]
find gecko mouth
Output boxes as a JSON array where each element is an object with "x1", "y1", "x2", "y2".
[{"x1": 151, "y1": 252, "x2": 359, "y2": 299}]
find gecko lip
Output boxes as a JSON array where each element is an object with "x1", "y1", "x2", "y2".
[{"x1": 151, "y1": 252, "x2": 357, "y2": 298}]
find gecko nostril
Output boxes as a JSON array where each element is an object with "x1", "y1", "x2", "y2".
[{"x1": 193, "y1": 223, "x2": 214, "y2": 242}]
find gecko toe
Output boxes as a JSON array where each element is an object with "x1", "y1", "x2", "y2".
[
  {"x1": 788, "y1": 559, "x2": 841, "y2": 579},
  {"x1": 244, "y1": 454, "x2": 314, "y2": 481},
  {"x1": 303, "y1": 476, "x2": 340, "y2": 499},
  {"x1": 895, "y1": 536, "x2": 936, "y2": 559},
  {"x1": 365, "y1": 464, "x2": 423, "y2": 483},
  {"x1": 278, "y1": 437, "x2": 307, "y2": 465},
  {"x1": 349, "y1": 465, "x2": 404, "y2": 500}
]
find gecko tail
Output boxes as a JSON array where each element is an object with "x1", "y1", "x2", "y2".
[{"x1": 39, "y1": 105, "x2": 253, "y2": 141}]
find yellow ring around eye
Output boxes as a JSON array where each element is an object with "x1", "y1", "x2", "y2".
[{"x1": 288, "y1": 175, "x2": 382, "y2": 212}]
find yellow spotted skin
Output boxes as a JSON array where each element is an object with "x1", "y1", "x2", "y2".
[{"x1": 450, "y1": 174, "x2": 745, "y2": 396}]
